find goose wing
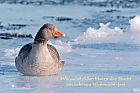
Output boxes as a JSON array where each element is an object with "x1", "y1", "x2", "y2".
[
  {"x1": 18, "y1": 43, "x2": 32, "y2": 58},
  {"x1": 47, "y1": 44, "x2": 60, "y2": 61}
]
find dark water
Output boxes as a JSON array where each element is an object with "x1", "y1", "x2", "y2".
[{"x1": 0, "y1": 0, "x2": 140, "y2": 8}]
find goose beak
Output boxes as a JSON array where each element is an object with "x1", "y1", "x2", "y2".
[{"x1": 54, "y1": 29, "x2": 65, "y2": 38}]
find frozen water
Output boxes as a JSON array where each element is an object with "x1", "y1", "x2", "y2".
[
  {"x1": 129, "y1": 15, "x2": 140, "y2": 42},
  {"x1": 4, "y1": 48, "x2": 20, "y2": 57},
  {"x1": 132, "y1": 88, "x2": 140, "y2": 93},
  {"x1": 75, "y1": 22, "x2": 123, "y2": 42},
  {"x1": 130, "y1": 15, "x2": 140, "y2": 33},
  {"x1": 2, "y1": 15, "x2": 140, "y2": 61},
  {"x1": 0, "y1": 1, "x2": 140, "y2": 93},
  {"x1": 1, "y1": 20, "x2": 125, "y2": 57}
]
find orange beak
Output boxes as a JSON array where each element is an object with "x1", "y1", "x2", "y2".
[{"x1": 53, "y1": 29, "x2": 65, "y2": 38}]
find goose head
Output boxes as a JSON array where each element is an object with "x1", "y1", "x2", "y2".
[{"x1": 34, "y1": 23, "x2": 65, "y2": 44}]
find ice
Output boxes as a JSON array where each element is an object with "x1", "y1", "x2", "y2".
[
  {"x1": 132, "y1": 88, "x2": 140, "y2": 93},
  {"x1": 1, "y1": 2, "x2": 140, "y2": 93},
  {"x1": 4, "y1": 15, "x2": 140, "y2": 57},
  {"x1": 130, "y1": 15, "x2": 140, "y2": 33},
  {"x1": 129, "y1": 15, "x2": 140, "y2": 42},
  {"x1": 3, "y1": 40, "x2": 71, "y2": 60},
  {"x1": 73, "y1": 15, "x2": 140, "y2": 43},
  {"x1": 2, "y1": 15, "x2": 140, "y2": 59},
  {"x1": 4, "y1": 48, "x2": 20, "y2": 58},
  {"x1": 47, "y1": 40, "x2": 72, "y2": 53},
  {"x1": 53, "y1": 40, "x2": 72, "y2": 53},
  {"x1": 74, "y1": 22, "x2": 123, "y2": 42}
]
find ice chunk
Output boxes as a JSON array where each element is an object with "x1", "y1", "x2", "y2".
[
  {"x1": 4, "y1": 48, "x2": 20, "y2": 57},
  {"x1": 129, "y1": 15, "x2": 140, "y2": 42},
  {"x1": 75, "y1": 22, "x2": 123, "y2": 42},
  {"x1": 132, "y1": 88, "x2": 140, "y2": 93},
  {"x1": 53, "y1": 40, "x2": 72, "y2": 53},
  {"x1": 48, "y1": 40, "x2": 72, "y2": 53},
  {"x1": 130, "y1": 15, "x2": 140, "y2": 33}
]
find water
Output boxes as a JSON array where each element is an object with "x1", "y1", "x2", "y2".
[{"x1": 0, "y1": 0, "x2": 140, "y2": 93}]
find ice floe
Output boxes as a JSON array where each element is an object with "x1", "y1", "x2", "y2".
[
  {"x1": 74, "y1": 22, "x2": 123, "y2": 42},
  {"x1": 132, "y1": 88, "x2": 140, "y2": 93},
  {"x1": 130, "y1": 15, "x2": 140, "y2": 33}
]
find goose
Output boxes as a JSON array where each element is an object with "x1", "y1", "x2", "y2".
[{"x1": 15, "y1": 23, "x2": 65, "y2": 76}]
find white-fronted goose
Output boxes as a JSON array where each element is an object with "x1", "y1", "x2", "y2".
[{"x1": 15, "y1": 23, "x2": 65, "y2": 76}]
